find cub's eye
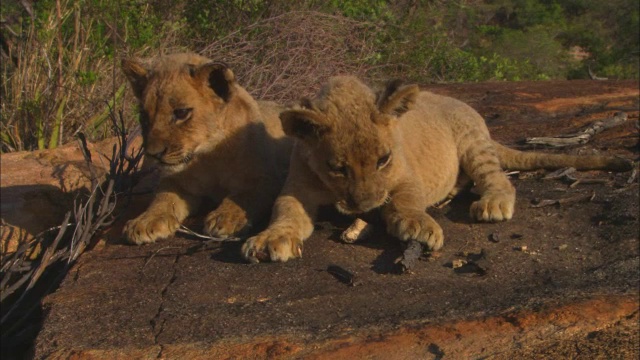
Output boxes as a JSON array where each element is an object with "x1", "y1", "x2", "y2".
[
  {"x1": 377, "y1": 152, "x2": 392, "y2": 170},
  {"x1": 172, "y1": 108, "x2": 193, "y2": 122},
  {"x1": 327, "y1": 161, "x2": 347, "y2": 177}
]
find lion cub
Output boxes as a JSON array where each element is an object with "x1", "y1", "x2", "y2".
[
  {"x1": 242, "y1": 76, "x2": 631, "y2": 262},
  {"x1": 121, "y1": 53, "x2": 291, "y2": 244}
]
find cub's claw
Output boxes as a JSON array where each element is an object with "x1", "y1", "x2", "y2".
[
  {"x1": 242, "y1": 229, "x2": 303, "y2": 263},
  {"x1": 123, "y1": 213, "x2": 180, "y2": 245},
  {"x1": 385, "y1": 210, "x2": 444, "y2": 251},
  {"x1": 204, "y1": 207, "x2": 250, "y2": 238},
  {"x1": 471, "y1": 191, "x2": 515, "y2": 222}
]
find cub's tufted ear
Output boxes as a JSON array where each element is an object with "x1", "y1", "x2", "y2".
[
  {"x1": 122, "y1": 58, "x2": 149, "y2": 99},
  {"x1": 376, "y1": 79, "x2": 420, "y2": 118},
  {"x1": 280, "y1": 107, "x2": 331, "y2": 142},
  {"x1": 192, "y1": 62, "x2": 236, "y2": 102}
]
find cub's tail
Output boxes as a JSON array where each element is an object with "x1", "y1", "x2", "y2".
[{"x1": 493, "y1": 141, "x2": 633, "y2": 172}]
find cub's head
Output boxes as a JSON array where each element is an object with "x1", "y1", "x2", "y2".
[
  {"x1": 281, "y1": 76, "x2": 419, "y2": 215},
  {"x1": 122, "y1": 53, "x2": 239, "y2": 174}
]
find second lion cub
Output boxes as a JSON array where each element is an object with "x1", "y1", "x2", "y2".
[{"x1": 242, "y1": 76, "x2": 631, "y2": 262}]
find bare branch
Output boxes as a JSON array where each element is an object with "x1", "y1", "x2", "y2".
[{"x1": 525, "y1": 112, "x2": 628, "y2": 147}]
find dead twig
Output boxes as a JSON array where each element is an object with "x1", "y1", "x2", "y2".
[
  {"x1": 627, "y1": 167, "x2": 638, "y2": 184},
  {"x1": 531, "y1": 191, "x2": 596, "y2": 208},
  {"x1": 141, "y1": 246, "x2": 183, "y2": 275},
  {"x1": 613, "y1": 183, "x2": 639, "y2": 193},
  {"x1": 588, "y1": 64, "x2": 608, "y2": 81},
  {"x1": 434, "y1": 198, "x2": 452, "y2": 209},
  {"x1": 569, "y1": 178, "x2": 611, "y2": 188},
  {"x1": 177, "y1": 225, "x2": 240, "y2": 242},
  {"x1": 543, "y1": 166, "x2": 617, "y2": 188},
  {"x1": 543, "y1": 167, "x2": 577, "y2": 180},
  {"x1": 525, "y1": 112, "x2": 628, "y2": 147}
]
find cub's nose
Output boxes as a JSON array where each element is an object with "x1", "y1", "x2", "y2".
[
  {"x1": 345, "y1": 194, "x2": 358, "y2": 210},
  {"x1": 347, "y1": 192, "x2": 380, "y2": 213}
]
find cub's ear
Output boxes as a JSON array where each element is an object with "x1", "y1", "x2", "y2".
[
  {"x1": 121, "y1": 58, "x2": 149, "y2": 99},
  {"x1": 280, "y1": 108, "x2": 330, "y2": 142},
  {"x1": 376, "y1": 79, "x2": 420, "y2": 117},
  {"x1": 192, "y1": 62, "x2": 235, "y2": 102}
]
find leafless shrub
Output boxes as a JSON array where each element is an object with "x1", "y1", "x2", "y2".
[
  {"x1": 200, "y1": 11, "x2": 380, "y2": 103},
  {"x1": 0, "y1": 104, "x2": 143, "y2": 351}
]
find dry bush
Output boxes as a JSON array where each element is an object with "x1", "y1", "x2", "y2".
[{"x1": 199, "y1": 11, "x2": 380, "y2": 103}]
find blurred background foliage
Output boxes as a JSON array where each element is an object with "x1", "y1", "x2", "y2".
[{"x1": 1, "y1": 0, "x2": 638, "y2": 152}]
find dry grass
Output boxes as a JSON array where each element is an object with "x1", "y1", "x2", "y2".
[
  {"x1": 0, "y1": 1, "x2": 180, "y2": 152},
  {"x1": 1, "y1": 0, "x2": 114, "y2": 151},
  {"x1": 2, "y1": 9, "x2": 382, "y2": 151}
]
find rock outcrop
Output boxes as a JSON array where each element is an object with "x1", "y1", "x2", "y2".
[{"x1": 2, "y1": 80, "x2": 638, "y2": 359}]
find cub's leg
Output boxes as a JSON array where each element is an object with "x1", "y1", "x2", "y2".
[
  {"x1": 204, "y1": 187, "x2": 277, "y2": 238},
  {"x1": 124, "y1": 187, "x2": 200, "y2": 244},
  {"x1": 459, "y1": 133, "x2": 515, "y2": 222},
  {"x1": 242, "y1": 195, "x2": 315, "y2": 262},
  {"x1": 381, "y1": 182, "x2": 444, "y2": 250},
  {"x1": 242, "y1": 166, "x2": 328, "y2": 262}
]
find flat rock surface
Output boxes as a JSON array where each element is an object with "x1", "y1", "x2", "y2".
[{"x1": 28, "y1": 80, "x2": 639, "y2": 359}]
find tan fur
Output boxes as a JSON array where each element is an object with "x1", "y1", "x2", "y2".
[
  {"x1": 121, "y1": 53, "x2": 291, "y2": 244},
  {"x1": 242, "y1": 76, "x2": 632, "y2": 262}
]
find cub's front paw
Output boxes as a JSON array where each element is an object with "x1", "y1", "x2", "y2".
[
  {"x1": 386, "y1": 211, "x2": 444, "y2": 250},
  {"x1": 470, "y1": 191, "x2": 515, "y2": 222},
  {"x1": 204, "y1": 207, "x2": 250, "y2": 238},
  {"x1": 242, "y1": 229, "x2": 303, "y2": 263},
  {"x1": 123, "y1": 212, "x2": 180, "y2": 245}
]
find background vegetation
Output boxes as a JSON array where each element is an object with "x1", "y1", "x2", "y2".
[{"x1": 1, "y1": 0, "x2": 638, "y2": 152}]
